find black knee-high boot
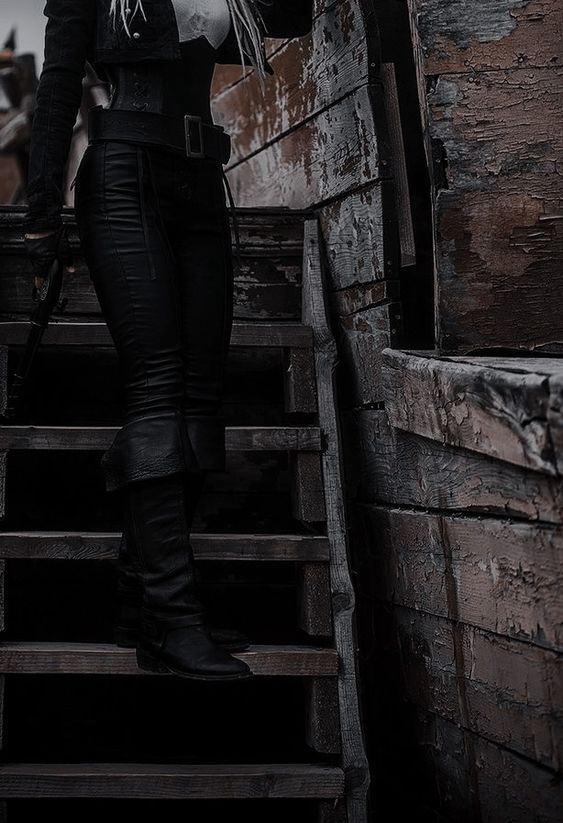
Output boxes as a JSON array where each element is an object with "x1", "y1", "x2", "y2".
[
  {"x1": 101, "y1": 410, "x2": 253, "y2": 681},
  {"x1": 123, "y1": 473, "x2": 252, "y2": 680},
  {"x1": 114, "y1": 470, "x2": 250, "y2": 652}
]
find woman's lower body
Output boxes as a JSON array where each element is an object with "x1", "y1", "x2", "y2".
[{"x1": 73, "y1": 139, "x2": 251, "y2": 680}]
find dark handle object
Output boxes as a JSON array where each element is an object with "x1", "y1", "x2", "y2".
[{"x1": 1, "y1": 256, "x2": 64, "y2": 422}]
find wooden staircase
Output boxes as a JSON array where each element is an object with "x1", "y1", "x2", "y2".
[{"x1": 0, "y1": 206, "x2": 370, "y2": 821}]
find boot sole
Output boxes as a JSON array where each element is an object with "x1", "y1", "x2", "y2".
[
  {"x1": 136, "y1": 651, "x2": 254, "y2": 681},
  {"x1": 116, "y1": 628, "x2": 250, "y2": 653}
]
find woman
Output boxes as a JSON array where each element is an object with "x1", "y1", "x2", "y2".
[{"x1": 22, "y1": 0, "x2": 313, "y2": 681}]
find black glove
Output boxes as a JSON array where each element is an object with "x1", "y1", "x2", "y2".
[{"x1": 24, "y1": 223, "x2": 74, "y2": 299}]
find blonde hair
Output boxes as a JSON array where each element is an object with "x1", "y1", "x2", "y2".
[{"x1": 109, "y1": 0, "x2": 268, "y2": 83}]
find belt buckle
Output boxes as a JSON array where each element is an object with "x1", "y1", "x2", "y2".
[{"x1": 184, "y1": 114, "x2": 205, "y2": 159}]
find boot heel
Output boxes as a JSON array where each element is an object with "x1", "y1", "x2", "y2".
[{"x1": 136, "y1": 648, "x2": 168, "y2": 673}]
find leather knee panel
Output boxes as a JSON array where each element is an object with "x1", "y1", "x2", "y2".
[{"x1": 101, "y1": 409, "x2": 201, "y2": 492}]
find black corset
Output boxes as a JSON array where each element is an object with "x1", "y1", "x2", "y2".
[{"x1": 101, "y1": 37, "x2": 217, "y2": 124}]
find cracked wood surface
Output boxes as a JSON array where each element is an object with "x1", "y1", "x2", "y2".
[
  {"x1": 364, "y1": 505, "x2": 562, "y2": 651},
  {"x1": 345, "y1": 409, "x2": 563, "y2": 523},
  {"x1": 408, "y1": 0, "x2": 563, "y2": 352},
  {"x1": 382, "y1": 349, "x2": 563, "y2": 475}
]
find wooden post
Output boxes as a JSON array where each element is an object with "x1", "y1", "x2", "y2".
[
  {"x1": 302, "y1": 219, "x2": 370, "y2": 822},
  {"x1": 0, "y1": 345, "x2": 8, "y2": 813}
]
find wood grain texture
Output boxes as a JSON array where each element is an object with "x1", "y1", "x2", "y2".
[
  {"x1": 0, "y1": 762, "x2": 344, "y2": 799},
  {"x1": 214, "y1": 0, "x2": 369, "y2": 163},
  {"x1": 393, "y1": 606, "x2": 562, "y2": 770},
  {"x1": 225, "y1": 85, "x2": 381, "y2": 209},
  {"x1": 407, "y1": 0, "x2": 563, "y2": 353},
  {"x1": 416, "y1": 710, "x2": 563, "y2": 823},
  {"x1": 382, "y1": 349, "x2": 563, "y2": 475},
  {"x1": 364, "y1": 506, "x2": 563, "y2": 651},
  {"x1": 337, "y1": 303, "x2": 403, "y2": 406},
  {"x1": 414, "y1": 0, "x2": 563, "y2": 73},
  {"x1": 317, "y1": 185, "x2": 389, "y2": 290},
  {"x1": 0, "y1": 643, "x2": 338, "y2": 677},
  {"x1": 345, "y1": 409, "x2": 563, "y2": 523},
  {"x1": 0, "y1": 531, "x2": 330, "y2": 562}
]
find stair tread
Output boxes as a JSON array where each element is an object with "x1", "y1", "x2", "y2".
[
  {"x1": 0, "y1": 425, "x2": 322, "y2": 451},
  {"x1": 0, "y1": 642, "x2": 338, "y2": 676},
  {"x1": 0, "y1": 321, "x2": 313, "y2": 348},
  {"x1": 0, "y1": 761, "x2": 344, "y2": 798},
  {"x1": 0, "y1": 531, "x2": 330, "y2": 561}
]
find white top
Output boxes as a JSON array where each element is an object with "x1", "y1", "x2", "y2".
[{"x1": 170, "y1": 0, "x2": 232, "y2": 49}]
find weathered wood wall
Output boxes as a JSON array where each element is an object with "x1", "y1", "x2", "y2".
[
  {"x1": 347, "y1": 351, "x2": 563, "y2": 821},
  {"x1": 406, "y1": 0, "x2": 563, "y2": 352},
  {"x1": 212, "y1": 0, "x2": 403, "y2": 408},
  {"x1": 215, "y1": 2, "x2": 563, "y2": 819}
]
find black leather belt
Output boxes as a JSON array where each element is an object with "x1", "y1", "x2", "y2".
[{"x1": 87, "y1": 105, "x2": 231, "y2": 164}]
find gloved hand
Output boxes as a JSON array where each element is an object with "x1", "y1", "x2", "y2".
[{"x1": 24, "y1": 223, "x2": 75, "y2": 299}]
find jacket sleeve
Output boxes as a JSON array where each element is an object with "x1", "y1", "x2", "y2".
[
  {"x1": 256, "y1": 0, "x2": 314, "y2": 38},
  {"x1": 23, "y1": 0, "x2": 96, "y2": 234}
]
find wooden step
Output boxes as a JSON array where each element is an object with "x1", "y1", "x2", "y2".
[
  {"x1": 0, "y1": 425, "x2": 322, "y2": 452},
  {"x1": 0, "y1": 643, "x2": 338, "y2": 677},
  {"x1": 0, "y1": 321, "x2": 313, "y2": 349},
  {"x1": 0, "y1": 531, "x2": 330, "y2": 562},
  {"x1": 0, "y1": 762, "x2": 344, "y2": 799}
]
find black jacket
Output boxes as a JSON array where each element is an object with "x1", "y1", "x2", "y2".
[{"x1": 24, "y1": 0, "x2": 313, "y2": 233}]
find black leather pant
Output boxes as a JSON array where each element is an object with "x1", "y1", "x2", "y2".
[
  {"x1": 74, "y1": 139, "x2": 233, "y2": 421},
  {"x1": 74, "y1": 139, "x2": 234, "y2": 488}
]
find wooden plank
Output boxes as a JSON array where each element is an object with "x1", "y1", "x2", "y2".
[
  {"x1": 393, "y1": 607, "x2": 563, "y2": 771},
  {"x1": 423, "y1": 355, "x2": 563, "y2": 377},
  {"x1": 305, "y1": 678, "x2": 341, "y2": 755},
  {"x1": 346, "y1": 409, "x2": 563, "y2": 523},
  {"x1": 0, "y1": 425, "x2": 322, "y2": 452},
  {"x1": 411, "y1": 0, "x2": 563, "y2": 74},
  {"x1": 302, "y1": 219, "x2": 370, "y2": 821},
  {"x1": 0, "y1": 348, "x2": 6, "y2": 418},
  {"x1": 435, "y1": 190, "x2": 563, "y2": 353},
  {"x1": 337, "y1": 303, "x2": 403, "y2": 406},
  {"x1": 0, "y1": 762, "x2": 344, "y2": 799},
  {"x1": 0, "y1": 643, "x2": 338, "y2": 677},
  {"x1": 290, "y1": 453, "x2": 326, "y2": 522},
  {"x1": 283, "y1": 347, "x2": 318, "y2": 414},
  {"x1": 297, "y1": 563, "x2": 333, "y2": 637},
  {"x1": 214, "y1": 0, "x2": 369, "y2": 163},
  {"x1": 364, "y1": 506, "x2": 563, "y2": 651},
  {"x1": 317, "y1": 185, "x2": 391, "y2": 290},
  {"x1": 0, "y1": 531, "x2": 330, "y2": 562},
  {"x1": 427, "y1": 66, "x2": 562, "y2": 352},
  {"x1": 417, "y1": 710, "x2": 563, "y2": 822},
  {"x1": 0, "y1": 453, "x2": 6, "y2": 521},
  {"x1": 225, "y1": 85, "x2": 381, "y2": 209},
  {"x1": 0, "y1": 321, "x2": 313, "y2": 349},
  {"x1": 382, "y1": 349, "x2": 562, "y2": 475},
  {"x1": 381, "y1": 63, "x2": 415, "y2": 268}
]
